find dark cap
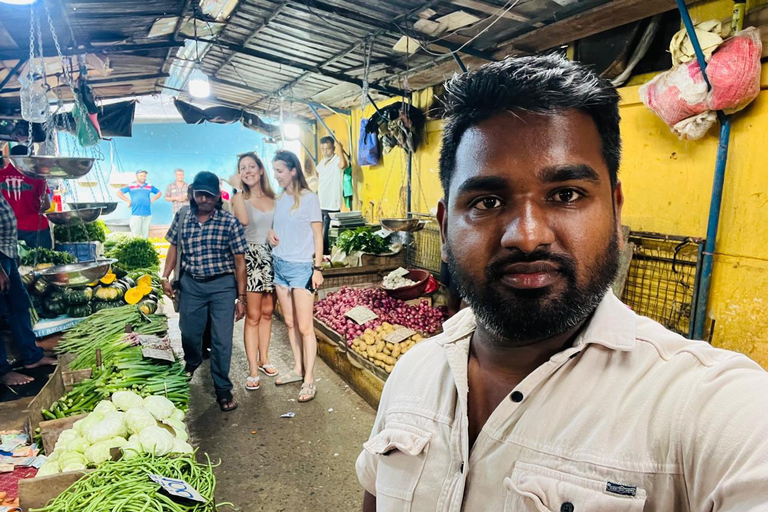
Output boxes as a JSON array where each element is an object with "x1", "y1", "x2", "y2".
[
  {"x1": 191, "y1": 171, "x2": 220, "y2": 196},
  {"x1": 135, "y1": 170, "x2": 148, "y2": 175}
]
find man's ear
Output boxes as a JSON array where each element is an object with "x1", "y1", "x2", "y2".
[
  {"x1": 613, "y1": 180, "x2": 624, "y2": 247},
  {"x1": 437, "y1": 199, "x2": 449, "y2": 263}
]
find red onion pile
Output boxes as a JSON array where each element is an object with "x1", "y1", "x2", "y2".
[{"x1": 314, "y1": 287, "x2": 447, "y2": 341}]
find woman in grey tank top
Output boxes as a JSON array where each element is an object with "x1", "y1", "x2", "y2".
[{"x1": 232, "y1": 153, "x2": 278, "y2": 390}]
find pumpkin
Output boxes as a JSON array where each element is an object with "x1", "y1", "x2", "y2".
[
  {"x1": 67, "y1": 303, "x2": 92, "y2": 318},
  {"x1": 21, "y1": 272, "x2": 36, "y2": 290},
  {"x1": 92, "y1": 301, "x2": 123, "y2": 313},
  {"x1": 138, "y1": 299, "x2": 158, "y2": 315},
  {"x1": 100, "y1": 272, "x2": 117, "y2": 285},
  {"x1": 33, "y1": 278, "x2": 50, "y2": 297},
  {"x1": 44, "y1": 290, "x2": 67, "y2": 317},
  {"x1": 63, "y1": 287, "x2": 93, "y2": 306},
  {"x1": 136, "y1": 275, "x2": 153, "y2": 288},
  {"x1": 94, "y1": 284, "x2": 125, "y2": 302},
  {"x1": 136, "y1": 283, "x2": 152, "y2": 297},
  {"x1": 124, "y1": 287, "x2": 144, "y2": 305}
]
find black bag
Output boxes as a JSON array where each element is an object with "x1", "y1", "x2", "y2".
[{"x1": 172, "y1": 206, "x2": 190, "y2": 313}]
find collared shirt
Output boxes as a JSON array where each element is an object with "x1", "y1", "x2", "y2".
[
  {"x1": 0, "y1": 163, "x2": 48, "y2": 232},
  {"x1": 0, "y1": 193, "x2": 17, "y2": 259},
  {"x1": 165, "y1": 181, "x2": 189, "y2": 215},
  {"x1": 165, "y1": 208, "x2": 247, "y2": 279},
  {"x1": 317, "y1": 154, "x2": 342, "y2": 211},
  {"x1": 356, "y1": 292, "x2": 768, "y2": 512},
  {"x1": 120, "y1": 181, "x2": 160, "y2": 217}
]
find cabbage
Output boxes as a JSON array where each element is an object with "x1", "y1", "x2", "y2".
[
  {"x1": 65, "y1": 436, "x2": 91, "y2": 454},
  {"x1": 35, "y1": 460, "x2": 60, "y2": 477},
  {"x1": 162, "y1": 419, "x2": 188, "y2": 442},
  {"x1": 84, "y1": 437, "x2": 125, "y2": 466},
  {"x1": 122, "y1": 438, "x2": 142, "y2": 460},
  {"x1": 58, "y1": 452, "x2": 87, "y2": 467},
  {"x1": 111, "y1": 390, "x2": 144, "y2": 411},
  {"x1": 61, "y1": 462, "x2": 87, "y2": 472},
  {"x1": 124, "y1": 407, "x2": 157, "y2": 434},
  {"x1": 137, "y1": 426, "x2": 175, "y2": 456},
  {"x1": 86, "y1": 412, "x2": 126, "y2": 444},
  {"x1": 143, "y1": 396, "x2": 175, "y2": 420},
  {"x1": 47, "y1": 451, "x2": 59, "y2": 462},
  {"x1": 55, "y1": 429, "x2": 80, "y2": 449},
  {"x1": 170, "y1": 408, "x2": 185, "y2": 422},
  {"x1": 171, "y1": 439, "x2": 194, "y2": 454},
  {"x1": 93, "y1": 400, "x2": 117, "y2": 415},
  {"x1": 73, "y1": 412, "x2": 104, "y2": 436}
]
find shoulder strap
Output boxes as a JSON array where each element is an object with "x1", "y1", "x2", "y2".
[{"x1": 174, "y1": 206, "x2": 190, "y2": 280}]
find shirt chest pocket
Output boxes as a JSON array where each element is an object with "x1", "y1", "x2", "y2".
[
  {"x1": 504, "y1": 462, "x2": 647, "y2": 512},
  {"x1": 364, "y1": 423, "x2": 431, "y2": 512}
]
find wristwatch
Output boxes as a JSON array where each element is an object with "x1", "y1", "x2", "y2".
[
  {"x1": 312, "y1": 265, "x2": 323, "y2": 272},
  {"x1": 161, "y1": 276, "x2": 169, "y2": 282}
]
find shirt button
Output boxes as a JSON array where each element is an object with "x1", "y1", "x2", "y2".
[
  {"x1": 561, "y1": 503, "x2": 574, "y2": 512},
  {"x1": 510, "y1": 391, "x2": 524, "y2": 403}
]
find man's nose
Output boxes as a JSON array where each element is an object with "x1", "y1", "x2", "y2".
[{"x1": 500, "y1": 201, "x2": 555, "y2": 254}]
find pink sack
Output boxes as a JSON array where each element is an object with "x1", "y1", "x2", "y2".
[
  {"x1": 707, "y1": 27, "x2": 762, "y2": 113},
  {"x1": 640, "y1": 62, "x2": 708, "y2": 126}
]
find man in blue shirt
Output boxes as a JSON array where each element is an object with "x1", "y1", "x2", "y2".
[{"x1": 117, "y1": 170, "x2": 161, "y2": 238}]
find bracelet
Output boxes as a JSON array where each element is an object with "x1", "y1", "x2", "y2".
[
  {"x1": 312, "y1": 265, "x2": 323, "y2": 272},
  {"x1": 161, "y1": 276, "x2": 169, "y2": 282}
]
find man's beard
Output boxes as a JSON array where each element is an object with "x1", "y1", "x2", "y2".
[{"x1": 446, "y1": 232, "x2": 620, "y2": 344}]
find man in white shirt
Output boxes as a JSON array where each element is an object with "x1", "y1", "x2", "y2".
[
  {"x1": 357, "y1": 55, "x2": 768, "y2": 512},
  {"x1": 316, "y1": 136, "x2": 348, "y2": 254}
]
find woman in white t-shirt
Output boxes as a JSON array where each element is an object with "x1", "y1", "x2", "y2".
[{"x1": 269, "y1": 150, "x2": 324, "y2": 403}]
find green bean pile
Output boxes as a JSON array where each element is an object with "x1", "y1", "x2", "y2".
[{"x1": 32, "y1": 453, "x2": 233, "y2": 512}]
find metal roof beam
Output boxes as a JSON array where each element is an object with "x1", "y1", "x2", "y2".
[
  {"x1": 0, "y1": 41, "x2": 184, "y2": 61},
  {"x1": 213, "y1": 0, "x2": 290, "y2": 78},
  {"x1": 185, "y1": 36, "x2": 405, "y2": 96},
  {"x1": 0, "y1": 73, "x2": 170, "y2": 96}
]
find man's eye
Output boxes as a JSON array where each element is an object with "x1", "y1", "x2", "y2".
[
  {"x1": 473, "y1": 197, "x2": 503, "y2": 210},
  {"x1": 551, "y1": 190, "x2": 582, "y2": 203}
]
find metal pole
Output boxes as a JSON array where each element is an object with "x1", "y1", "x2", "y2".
[{"x1": 406, "y1": 149, "x2": 412, "y2": 218}]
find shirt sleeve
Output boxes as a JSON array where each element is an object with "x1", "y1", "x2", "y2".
[
  {"x1": 165, "y1": 211, "x2": 180, "y2": 244},
  {"x1": 308, "y1": 193, "x2": 322, "y2": 223},
  {"x1": 151, "y1": 185, "x2": 161, "y2": 194},
  {"x1": 682, "y1": 354, "x2": 768, "y2": 511},
  {"x1": 229, "y1": 217, "x2": 248, "y2": 255},
  {"x1": 119, "y1": 186, "x2": 130, "y2": 194}
]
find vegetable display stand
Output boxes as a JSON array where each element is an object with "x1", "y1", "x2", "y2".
[
  {"x1": 322, "y1": 265, "x2": 397, "y2": 291},
  {"x1": 18, "y1": 469, "x2": 91, "y2": 511},
  {"x1": 360, "y1": 251, "x2": 406, "y2": 268},
  {"x1": 25, "y1": 354, "x2": 89, "y2": 434},
  {"x1": 39, "y1": 413, "x2": 88, "y2": 454},
  {"x1": 54, "y1": 242, "x2": 100, "y2": 262},
  {"x1": 314, "y1": 326, "x2": 385, "y2": 409}
]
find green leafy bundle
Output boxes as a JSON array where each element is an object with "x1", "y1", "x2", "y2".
[
  {"x1": 53, "y1": 220, "x2": 108, "y2": 244},
  {"x1": 337, "y1": 227, "x2": 390, "y2": 255},
  {"x1": 107, "y1": 238, "x2": 159, "y2": 271}
]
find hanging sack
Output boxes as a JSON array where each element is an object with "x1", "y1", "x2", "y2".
[{"x1": 357, "y1": 118, "x2": 380, "y2": 166}]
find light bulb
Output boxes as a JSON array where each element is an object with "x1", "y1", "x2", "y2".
[
  {"x1": 283, "y1": 123, "x2": 301, "y2": 140},
  {"x1": 188, "y1": 67, "x2": 210, "y2": 98}
]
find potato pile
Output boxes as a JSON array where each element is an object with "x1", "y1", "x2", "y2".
[{"x1": 350, "y1": 322, "x2": 424, "y2": 374}]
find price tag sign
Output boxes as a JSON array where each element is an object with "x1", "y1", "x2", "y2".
[
  {"x1": 344, "y1": 306, "x2": 378, "y2": 325},
  {"x1": 141, "y1": 347, "x2": 176, "y2": 362},
  {"x1": 385, "y1": 327, "x2": 416, "y2": 344},
  {"x1": 150, "y1": 475, "x2": 207, "y2": 503}
]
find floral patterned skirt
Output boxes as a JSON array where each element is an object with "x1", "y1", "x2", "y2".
[{"x1": 245, "y1": 243, "x2": 274, "y2": 293}]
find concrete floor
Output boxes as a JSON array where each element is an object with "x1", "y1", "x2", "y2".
[{"x1": 185, "y1": 318, "x2": 376, "y2": 512}]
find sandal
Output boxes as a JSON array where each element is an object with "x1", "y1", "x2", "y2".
[
  {"x1": 298, "y1": 382, "x2": 316, "y2": 403},
  {"x1": 259, "y1": 364, "x2": 279, "y2": 377},
  {"x1": 216, "y1": 391, "x2": 238, "y2": 412},
  {"x1": 184, "y1": 364, "x2": 198, "y2": 378},
  {"x1": 275, "y1": 370, "x2": 303, "y2": 386},
  {"x1": 245, "y1": 375, "x2": 260, "y2": 390}
]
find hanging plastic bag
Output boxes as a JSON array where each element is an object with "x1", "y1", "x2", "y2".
[
  {"x1": 343, "y1": 166, "x2": 353, "y2": 209},
  {"x1": 20, "y1": 72, "x2": 49, "y2": 123},
  {"x1": 358, "y1": 118, "x2": 380, "y2": 166},
  {"x1": 74, "y1": 104, "x2": 100, "y2": 147}
]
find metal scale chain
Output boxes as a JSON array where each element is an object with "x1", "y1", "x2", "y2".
[{"x1": 25, "y1": 3, "x2": 36, "y2": 151}]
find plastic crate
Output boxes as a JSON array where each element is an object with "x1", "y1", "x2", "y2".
[{"x1": 55, "y1": 242, "x2": 99, "y2": 262}]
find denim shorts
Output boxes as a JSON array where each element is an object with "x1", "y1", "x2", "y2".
[{"x1": 273, "y1": 256, "x2": 313, "y2": 290}]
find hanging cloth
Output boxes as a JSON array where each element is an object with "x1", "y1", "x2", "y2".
[
  {"x1": 357, "y1": 118, "x2": 380, "y2": 166},
  {"x1": 343, "y1": 166, "x2": 353, "y2": 209}
]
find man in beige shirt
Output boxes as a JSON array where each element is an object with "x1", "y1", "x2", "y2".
[{"x1": 357, "y1": 55, "x2": 768, "y2": 511}]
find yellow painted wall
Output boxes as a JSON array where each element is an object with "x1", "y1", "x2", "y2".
[{"x1": 314, "y1": 64, "x2": 768, "y2": 368}]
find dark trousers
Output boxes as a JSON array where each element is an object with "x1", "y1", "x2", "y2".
[
  {"x1": 178, "y1": 273, "x2": 237, "y2": 393},
  {"x1": 18, "y1": 229, "x2": 52, "y2": 250},
  {"x1": 321, "y1": 209, "x2": 339, "y2": 255},
  {"x1": 0, "y1": 256, "x2": 44, "y2": 375}
]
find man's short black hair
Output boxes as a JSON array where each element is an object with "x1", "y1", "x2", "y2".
[
  {"x1": 319, "y1": 136, "x2": 335, "y2": 147},
  {"x1": 439, "y1": 54, "x2": 621, "y2": 195}
]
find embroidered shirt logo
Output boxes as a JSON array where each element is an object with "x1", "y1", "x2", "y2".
[{"x1": 606, "y1": 481, "x2": 637, "y2": 497}]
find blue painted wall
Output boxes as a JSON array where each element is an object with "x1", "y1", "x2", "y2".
[{"x1": 62, "y1": 121, "x2": 280, "y2": 226}]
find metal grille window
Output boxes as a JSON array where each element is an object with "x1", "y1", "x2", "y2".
[
  {"x1": 621, "y1": 232, "x2": 703, "y2": 338},
  {"x1": 406, "y1": 214, "x2": 442, "y2": 274}
]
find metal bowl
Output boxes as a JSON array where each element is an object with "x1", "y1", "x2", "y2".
[
  {"x1": 9, "y1": 156, "x2": 95, "y2": 180},
  {"x1": 36, "y1": 259, "x2": 116, "y2": 288},
  {"x1": 46, "y1": 207, "x2": 102, "y2": 225},
  {"x1": 381, "y1": 218, "x2": 420, "y2": 232},
  {"x1": 68, "y1": 202, "x2": 118, "y2": 215}
]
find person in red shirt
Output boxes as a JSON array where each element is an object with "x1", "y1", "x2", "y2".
[{"x1": 0, "y1": 145, "x2": 52, "y2": 249}]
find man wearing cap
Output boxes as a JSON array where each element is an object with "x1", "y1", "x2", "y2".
[
  {"x1": 162, "y1": 171, "x2": 248, "y2": 412},
  {"x1": 117, "y1": 170, "x2": 161, "y2": 238}
]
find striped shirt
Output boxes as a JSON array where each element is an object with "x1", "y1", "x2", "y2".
[
  {"x1": 0, "y1": 193, "x2": 18, "y2": 259},
  {"x1": 166, "y1": 208, "x2": 247, "y2": 279}
]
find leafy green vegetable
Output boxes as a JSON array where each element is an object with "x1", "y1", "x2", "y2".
[
  {"x1": 107, "y1": 238, "x2": 159, "y2": 271},
  {"x1": 19, "y1": 247, "x2": 76, "y2": 267},
  {"x1": 337, "y1": 227, "x2": 390, "y2": 255},
  {"x1": 53, "y1": 220, "x2": 108, "y2": 244}
]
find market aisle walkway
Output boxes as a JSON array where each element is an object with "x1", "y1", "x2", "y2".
[{"x1": 185, "y1": 317, "x2": 376, "y2": 512}]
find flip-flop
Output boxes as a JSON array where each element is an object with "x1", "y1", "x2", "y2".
[
  {"x1": 216, "y1": 391, "x2": 238, "y2": 412},
  {"x1": 246, "y1": 375, "x2": 260, "y2": 390},
  {"x1": 298, "y1": 382, "x2": 316, "y2": 403},
  {"x1": 259, "y1": 364, "x2": 278, "y2": 377},
  {"x1": 275, "y1": 370, "x2": 303, "y2": 386}
]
